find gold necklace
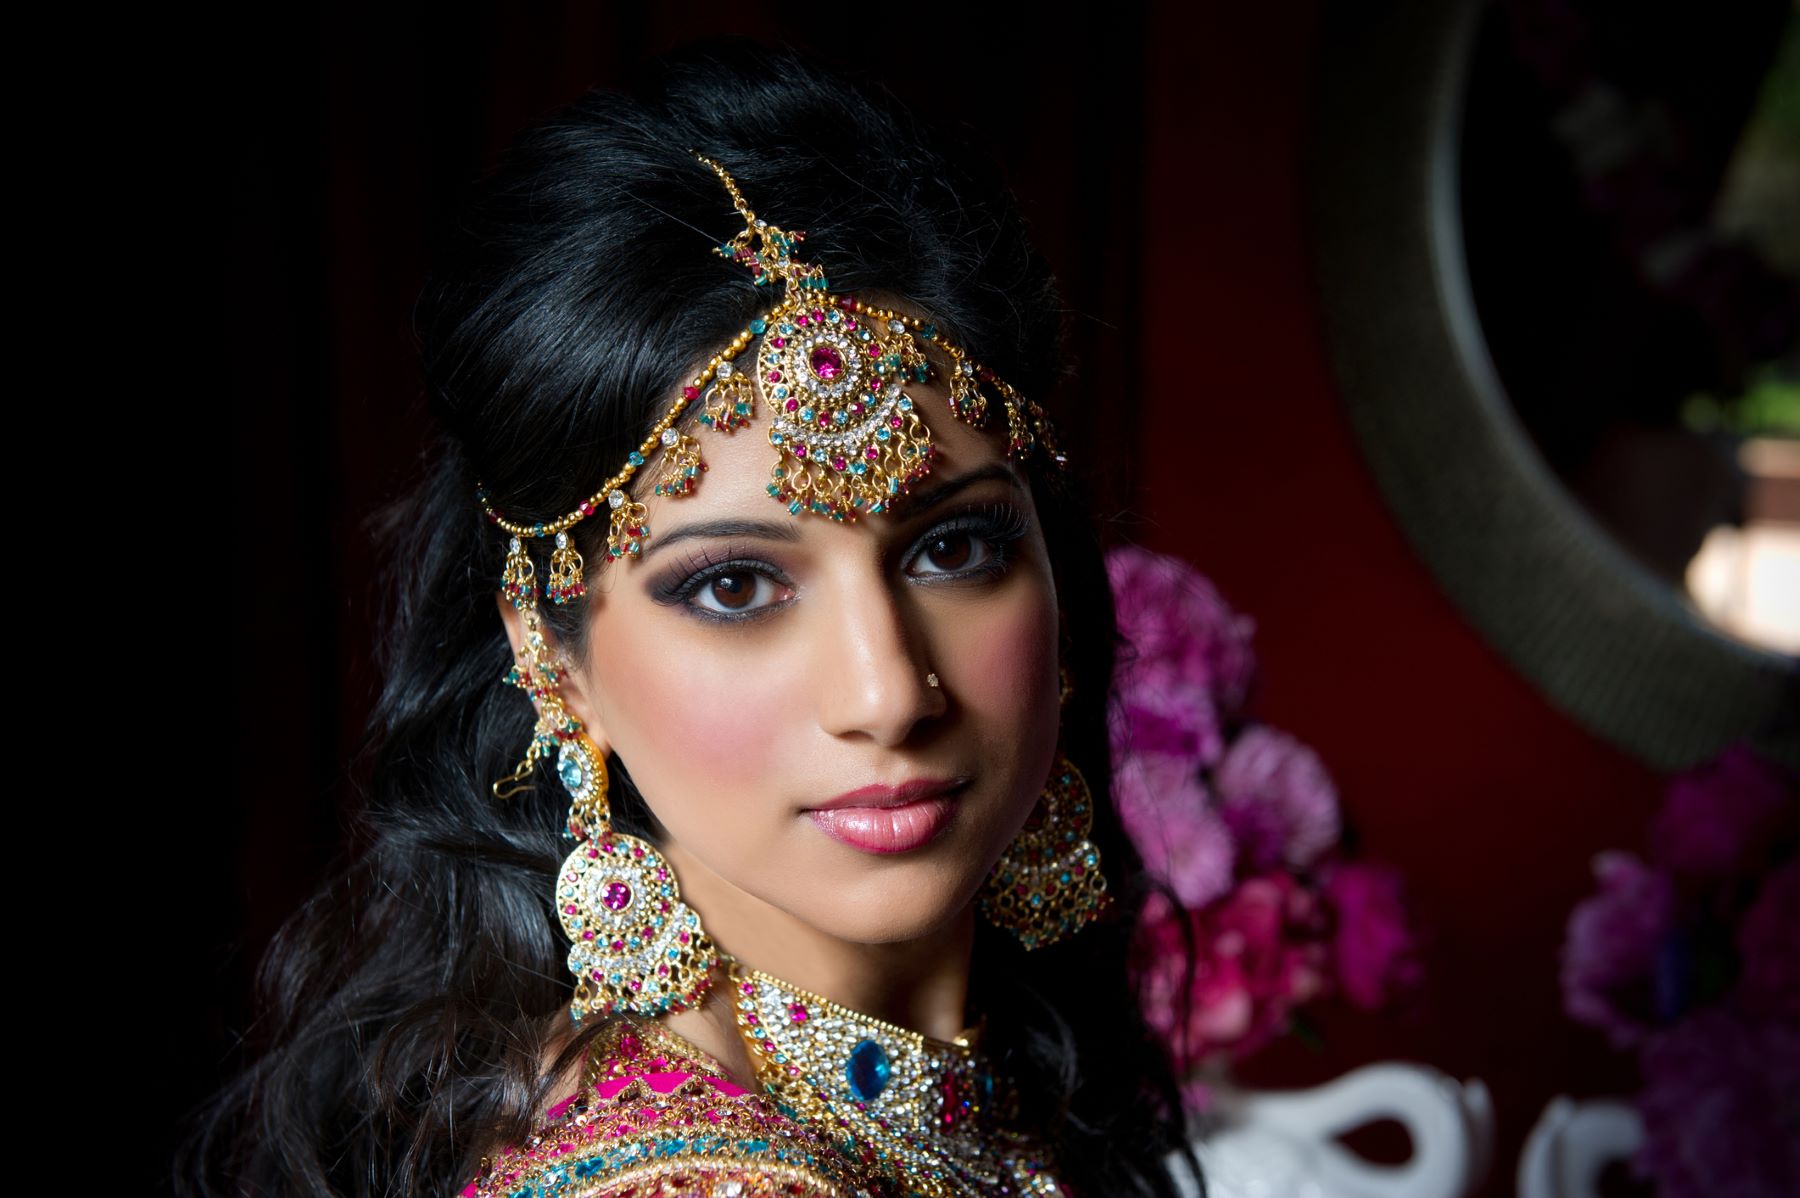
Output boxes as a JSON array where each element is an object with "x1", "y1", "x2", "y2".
[{"x1": 724, "y1": 960, "x2": 1063, "y2": 1197}]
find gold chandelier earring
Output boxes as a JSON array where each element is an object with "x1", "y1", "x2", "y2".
[
  {"x1": 492, "y1": 538, "x2": 718, "y2": 1024},
  {"x1": 552, "y1": 731, "x2": 719, "y2": 1024},
  {"x1": 978, "y1": 667, "x2": 1111, "y2": 949}
]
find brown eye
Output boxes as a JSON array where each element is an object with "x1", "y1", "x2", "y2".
[
  {"x1": 922, "y1": 532, "x2": 974, "y2": 572},
  {"x1": 708, "y1": 574, "x2": 756, "y2": 610},
  {"x1": 907, "y1": 528, "x2": 996, "y2": 578}
]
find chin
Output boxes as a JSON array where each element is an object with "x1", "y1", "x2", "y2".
[{"x1": 789, "y1": 856, "x2": 991, "y2": 945}]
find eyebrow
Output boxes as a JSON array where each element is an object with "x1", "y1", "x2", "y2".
[{"x1": 637, "y1": 463, "x2": 1024, "y2": 563}]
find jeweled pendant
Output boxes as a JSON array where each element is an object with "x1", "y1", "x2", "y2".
[{"x1": 557, "y1": 829, "x2": 715, "y2": 1023}]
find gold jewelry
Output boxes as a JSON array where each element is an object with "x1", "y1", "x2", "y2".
[
  {"x1": 475, "y1": 152, "x2": 1066, "y2": 604},
  {"x1": 727, "y1": 960, "x2": 1063, "y2": 1196},
  {"x1": 553, "y1": 732, "x2": 719, "y2": 1023},
  {"x1": 494, "y1": 552, "x2": 719, "y2": 1022},
  {"x1": 977, "y1": 667, "x2": 1109, "y2": 950}
]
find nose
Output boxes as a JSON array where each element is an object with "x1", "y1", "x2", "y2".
[{"x1": 814, "y1": 570, "x2": 947, "y2": 747}]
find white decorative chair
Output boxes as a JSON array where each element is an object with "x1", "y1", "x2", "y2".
[
  {"x1": 1168, "y1": 1063, "x2": 1495, "y2": 1198},
  {"x1": 1517, "y1": 1096, "x2": 1644, "y2": 1198}
]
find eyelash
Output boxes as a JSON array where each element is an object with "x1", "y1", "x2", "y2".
[{"x1": 654, "y1": 501, "x2": 1033, "y2": 625}]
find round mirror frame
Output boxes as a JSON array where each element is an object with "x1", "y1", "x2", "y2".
[{"x1": 1307, "y1": 0, "x2": 1798, "y2": 773}]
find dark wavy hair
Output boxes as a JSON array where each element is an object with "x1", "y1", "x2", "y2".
[{"x1": 181, "y1": 39, "x2": 1203, "y2": 1198}]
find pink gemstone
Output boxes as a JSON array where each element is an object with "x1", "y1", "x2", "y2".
[
  {"x1": 678, "y1": 931, "x2": 690, "y2": 943},
  {"x1": 746, "y1": 1013, "x2": 759, "y2": 1025},
  {"x1": 845, "y1": 318, "x2": 857, "y2": 329},
  {"x1": 563, "y1": 904, "x2": 576, "y2": 915},
  {"x1": 818, "y1": 412, "x2": 832, "y2": 427},
  {"x1": 583, "y1": 930, "x2": 594, "y2": 940},
  {"x1": 767, "y1": 370, "x2": 782, "y2": 382},
  {"x1": 601, "y1": 882, "x2": 632, "y2": 911},
  {"x1": 587, "y1": 849, "x2": 599, "y2": 859},
  {"x1": 656, "y1": 869, "x2": 667, "y2": 880},
  {"x1": 809, "y1": 345, "x2": 844, "y2": 381},
  {"x1": 658, "y1": 964, "x2": 669, "y2": 976},
  {"x1": 890, "y1": 416, "x2": 902, "y2": 428},
  {"x1": 741, "y1": 983, "x2": 756, "y2": 996},
  {"x1": 796, "y1": 314, "x2": 810, "y2": 326},
  {"x1": 865, "y1": 447, "x2": 878, "y2": 459},
  {"x1": 771, "y1": 336, "x2": 786, "y2": 348},
  {"x1": 811, "y1": 308, "x2": 824, "y2": 321},
  {"x1": 610, "y1": 940, "x2": 624, "y2": 951},
  {"x1": 795, "y1": 444, "x2": 808, "y2": 457},
  {"x1": 785, "y1": 398, "x2": 799, "y2": 412},
  {"x1": 789, "y1": 1004, "x2": 809, "y2": 1023},
  {"x1": 831, "y1": 456, "x2": 847, "y2": 470},
  {"x1": 849, "y1": 402, "x2": 863, "y2": 414},
  {"x1": 867, "y1": 344, "x2": 880, "y2": 357}
]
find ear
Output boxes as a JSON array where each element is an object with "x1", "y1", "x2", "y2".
[{"x1": 493, "y1": 593, "x2": 614, "y2": 757}]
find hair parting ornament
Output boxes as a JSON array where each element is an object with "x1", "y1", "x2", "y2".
[{"x1": 477, "y1": 151, "x2": 1067, "y2": 609}]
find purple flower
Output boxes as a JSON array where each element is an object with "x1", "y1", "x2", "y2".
[
  {"x1": 1737, "y1": 857, "x2": 1800, "y2": 1024},
  {"x1": 1634, "y1": 1006, "x2": 1800, "y2": 1198},
  {"x1": 1106, "y1": 545, "x2": 1259, "y2": 762},
  {"x1": 1649, "y1": 742, "x2": 1797, "y2": 880},
  {"x1": 1212, "y1": 725, "x2": 1343, "y2": 873},
  {"x1": 1113, "y1": 751, "x2": 1237, "y2": 908},
  {"x1": 1561, "y1": 851, "x2": 1676, "y2": 1049},
  {"x1": 1320, "y1": 860, "x2": 1424, "y2": 1011}
]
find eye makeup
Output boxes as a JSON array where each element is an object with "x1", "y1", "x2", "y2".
[{"x1": 647, "y1": 499, "x2": 1035, "y2": 625}]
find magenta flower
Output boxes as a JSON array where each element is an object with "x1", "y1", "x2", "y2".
[
  {"x1": 1634, "y1": 1006, "x2": 1800, "y2": 1197},
  {"x1": 1212, "y1": 724, "x2": 1343, "y2": 873},
  {"x1": 1113, "y1": 752, "x2": 1238, "y2": 908},
  {"x1": 1737, "y1": 857, "x2": 1800, "y2": 1024},
  {"x1": 1135, "y1": 877, "x2": 1331, "y2": 1069},
  {"x1": 1320, "y1": 860, "x2": 1424, "y2": 1011},
  {"x1": 1649, "y1": 742, "x2": 1797, "y2": 880},
  {"x1": 1106, "y1": 544, "x2": 1259, "y2": 764},
  {"x1": 1561, "y1": 850, "x2": 1676, "y2": 1049}
]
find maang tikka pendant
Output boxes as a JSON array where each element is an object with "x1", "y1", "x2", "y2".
[{"x1": 552, "y1": 734, "x2": 718, "y2": 1023}]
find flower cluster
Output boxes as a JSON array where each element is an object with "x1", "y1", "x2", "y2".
[
  {"x1": 1560, "y1": 741, "x2": 1800, "y2": 1197},
  {"x1": 1106, "y1": 545, "x2": 1423, "y2": 1111}
]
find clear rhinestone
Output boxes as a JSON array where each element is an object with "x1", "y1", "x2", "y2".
[
  {"x1": 508, "y1": 537, "x2": 521, "y2": 552},
  {"x1": 608, "y1": 490, "x2": 625, "y2": 509},
  {"x1": 555, "y1": 531, "x2": 568, "y2": 548},
  {"x1": 661, "y1": 429, "x2": 679, "y2": 446},
  {"x1": 718, "y1": 360, "x2": 734, "y2": 378},
  {"x1": 888, "y1": 319, "x2": 904, "y2": 334}
]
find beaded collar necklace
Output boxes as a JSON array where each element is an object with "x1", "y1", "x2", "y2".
[{"x1": 726, "y1": 960, "x2": 1064, "y2": 1197}]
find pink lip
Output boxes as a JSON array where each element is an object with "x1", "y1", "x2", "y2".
[{"x1": 805, "y1": 778, "x2": 968, "y2": 855}]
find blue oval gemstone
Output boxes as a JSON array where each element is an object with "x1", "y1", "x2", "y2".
[
  {"x1": 558, "y1": 754, "x2": 584, "y2": 794},
  {"x1": 846, "y1": 1038, "x2": 891, "y2": 1101}
]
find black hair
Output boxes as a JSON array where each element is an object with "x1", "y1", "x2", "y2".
[{"x1": 180, "y1": 39, "x2": 1203, "y2": 1198}]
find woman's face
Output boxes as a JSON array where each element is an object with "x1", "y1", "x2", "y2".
[{"x1": 549, "y1": 352, "x2": 1063, "y2": 952}]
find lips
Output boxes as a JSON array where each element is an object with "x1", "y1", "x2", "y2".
[{"x1": 805, "y1": 777, "x2": 969, "y2": 855}]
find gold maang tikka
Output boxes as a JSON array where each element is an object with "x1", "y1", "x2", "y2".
[{"x1": 475, "y1": 151, "x2": 1067, "y2": 611}]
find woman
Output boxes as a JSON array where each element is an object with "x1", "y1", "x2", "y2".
[{"x1": 184, "y1": 41, "x2": 1203, "y2": 1198}]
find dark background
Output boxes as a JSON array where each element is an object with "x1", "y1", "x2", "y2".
[{"x1": 166, "y1": 3, "x2": 1706, "y2": 1194}]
